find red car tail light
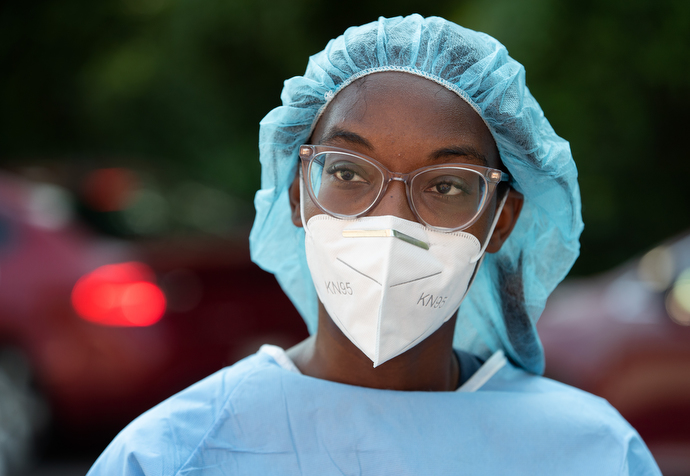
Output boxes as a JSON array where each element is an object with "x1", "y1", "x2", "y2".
[{"x1": 71, "y1": 262, "x2": 166, "y2": 326}]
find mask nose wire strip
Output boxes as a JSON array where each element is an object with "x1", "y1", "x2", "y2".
[{"x1": 342, "y1": 229, "x2": 429, "y2": 250}]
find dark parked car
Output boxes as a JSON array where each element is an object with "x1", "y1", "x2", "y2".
[{"x1": 538, "y1": 232, "x2": 690, "y2": 476}]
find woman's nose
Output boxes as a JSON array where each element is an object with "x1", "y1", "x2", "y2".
[{"x1": 369, "y1": 180, "x2": 418, "y2": 222}]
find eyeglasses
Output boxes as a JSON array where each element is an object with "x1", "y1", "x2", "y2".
[{"x1": 298, "y1": 144, "x2": 510, "y2": 232}]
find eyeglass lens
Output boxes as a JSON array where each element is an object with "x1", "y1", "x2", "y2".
[{"x1": 307, "y1": 152, "x2": 487, "y2": 229}]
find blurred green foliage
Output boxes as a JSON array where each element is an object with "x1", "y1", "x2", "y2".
[
  {"x1": 1, "y1": 0, "x2": 689, "y2": 275},
  {"x1": 452, "y1": 0, "x2": 690, "y2": 274}
]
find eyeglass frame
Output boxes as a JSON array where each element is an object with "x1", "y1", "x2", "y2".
[{"x1": 298, "y1": 144, "x2": 511, "y2": 233}]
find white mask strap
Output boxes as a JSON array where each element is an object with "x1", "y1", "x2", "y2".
[
  {"x1": 470, "y1": 189, "x2": 510, "y2": 264},
  {"x1": 454, "y1": 190, "x2": 510, "y2": 310},
  {"x1": 299, "y1": 166, "x2": 309, "y2": 232}
]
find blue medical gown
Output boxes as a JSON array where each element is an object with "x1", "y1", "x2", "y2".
[{"x1": 87, "y1": 350, "x2": 660, "y2": 475}]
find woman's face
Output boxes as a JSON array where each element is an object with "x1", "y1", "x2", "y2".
[{"x1": 295, "y1": 71, "x2": 505, "y2": 247}]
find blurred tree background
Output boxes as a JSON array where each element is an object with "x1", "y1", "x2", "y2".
[{"x1": 1, "y1": 0, "x2": 689, "y2": 275}]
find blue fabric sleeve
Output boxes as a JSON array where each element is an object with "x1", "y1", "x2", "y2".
[
  {"x1": 624, "y1": 434, "x2": 664, "y2": 476},
  {"x1": 86, "y1": 358, "x2": 258, "y2": 476}
]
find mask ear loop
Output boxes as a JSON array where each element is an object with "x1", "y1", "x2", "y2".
[
  {"x1": 299, "y1": 165, "x2": 309, "y2": 233},
  {"x1": 470, "y1": 189, "x2": 510, "y2": 264},
  {"x1": 449, "y1": 189, "x2": 511, "y2": 317}
]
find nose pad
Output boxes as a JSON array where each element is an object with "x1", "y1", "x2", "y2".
[{"x1": 370, "y1": 180, "x2": 418, "y2": 222}]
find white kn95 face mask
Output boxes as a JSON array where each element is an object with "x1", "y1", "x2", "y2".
[{"x1": 304, "y1": 211, "x2": 502, "y2": 367}]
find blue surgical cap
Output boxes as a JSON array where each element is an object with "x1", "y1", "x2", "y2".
[{"x1": 249, "y1": 14, "x2": 583, "y2": 375}]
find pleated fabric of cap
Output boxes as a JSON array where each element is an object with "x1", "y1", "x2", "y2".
[{"x1": 249, "y1": 14, "x2": 583, "y2": 374}]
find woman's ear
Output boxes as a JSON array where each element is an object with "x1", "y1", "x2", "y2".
[
  {"x1": 288, "y1": 172, "x2": 303, "y2": 228},
  {"x1": 485, "y1": 189, "x2": 524, "y2": 253}
]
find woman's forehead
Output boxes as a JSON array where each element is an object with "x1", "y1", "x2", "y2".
[{"x1": 311, "y1": 72, "x2": 501, "y2": 169}]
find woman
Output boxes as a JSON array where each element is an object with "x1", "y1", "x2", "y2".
[{"x1": 88, "y1": 15, "x2": 660, "y2": 475}]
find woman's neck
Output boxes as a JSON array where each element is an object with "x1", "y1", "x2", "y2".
[{"x1": 287, "y1": 304, "x2": 460, "y2": 391}]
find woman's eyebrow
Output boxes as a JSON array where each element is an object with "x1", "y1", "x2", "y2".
[
  {"x1": 319, "y1": 129, "x2": 489, "y2": 165},
  {"x1": 318, "y1": 128, "x2": 374, "y2": 151},
  {"x1": 430, "y1": 146, "x2": 488, "y2": 166}
]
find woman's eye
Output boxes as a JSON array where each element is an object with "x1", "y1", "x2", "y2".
[
  {"x1": 326, "y1": 162, "x2": 368, "y2": 183},
  {"x1": 425, "y1": 178, "x2": 469, "y2": 196},
  {"x1": 334, "y1": 169, "x2": 359, "y2": 181}
]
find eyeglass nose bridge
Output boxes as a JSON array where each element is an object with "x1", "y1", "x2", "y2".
[
  {"x1": 388, "y1": 172, "x2": 411, "y2": 184},
  {"x1": 375, "y1": 172, "x2": 419, "y2": 219},
  {"x1": 382, "y1": 172, "x2": 413, "y2": 196}
]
